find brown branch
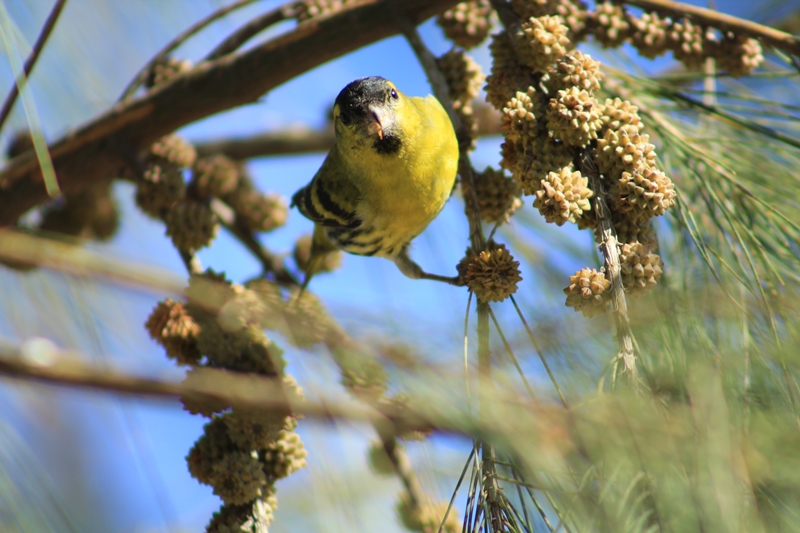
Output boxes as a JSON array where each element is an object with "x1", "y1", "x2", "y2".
[
  {"x1": 0, "y1": 0, "x2": 68, "y2": 133},
  {"x1": 0, "y1": 0, "x2": 461, "y2": 226},
  {"x1": 0, "y1": 228, "x2": 185, "y2": 295},
  {"x1": 205, "y1": 3, "x2": 298, "y2": 60},
  {"x1": 118, "y1": 0, "x2": 261, "y2": 102},
  {"x1": 622, "y1": 0, "x2": 800, "y2": 57},
  {"x1": 194, "y1": 102, "x2": 501, "y2": 160}
]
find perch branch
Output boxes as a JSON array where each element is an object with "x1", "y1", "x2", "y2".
[{"x1": 0, "y1": 0, "x2": 461, "y2": 226}]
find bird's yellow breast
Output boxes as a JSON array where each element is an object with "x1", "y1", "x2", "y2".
[{"x1": 336, "y1": 95, "x2": 458, "y2": 252}]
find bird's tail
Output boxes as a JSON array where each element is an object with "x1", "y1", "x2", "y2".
[{"x1": 296, "y1": 224, "x2": 338, "y2": 300}]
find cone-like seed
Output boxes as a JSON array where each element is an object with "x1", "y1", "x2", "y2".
[
  {"x1": 135, "y1": 160, "x2": 186, "y2": 218},
  {"x1": 461, "y1": 167, "x2": 522, "y2": 223},
  {"x1": 146, "y1": 298, "x2": 201, "y2": 365},
  {"x1": 210, "y1": 451, "x2": 268, "y2": 505},
  {"x1": 228, "y1": 189, "x2": 288, "y2": 233},
  {"x1": 510, "y1": 0, "x2": 588, "y2": 39},
  {"x1": 545, "y1": 50, "x2": 604, "y2": 93},
  {"x1": 546, "y1": 87, "x2": 604, "y2": 147},
  {"x1": 193, "y1": 154, "x2": 241, "y2": 198},
  {"x1": 631, "y1": 12, "x2": 670, "y2": 58},
  {"x1": 436, "y1": 0, "x2": 493, "y2": 49},
  {"x1": 618, "y1": 166, "x2": 676, "y2": 219},
  {"x1": 149, "y1": 134, "x2": 197, "y2": 169},
  {"x1": 296, "y1": 0, "x2": 355, "y2": 21},
  {"x1": 619, "y1": 242, "x2": 664, "y2": 298},
  {"x1": 165, "y1": 200, "x2": 219, "y2": 251},
  {"x1": 397, "y1": 493, "x2": 462, "y2": 533},
  {"x1": 436, "y1": 49, "x2": 483, "y2": 110},
  {"x1": 564, "y1": 267, "x2": 610, "y2": 317},
  {"x1": 485, "y1": 31, "x2": 537, "y2": 110},
  {"x1": 716, "y1": 32, "x2": 763, "y2": 77},
  {"x1": 591, "y1": 2, "x2": 631, "y2": 48},
  {"x1": 516, "y1": 15, "x2": 571, "y2": 72},
  {"x1": 464, "y1": 245, "x2": 522, "y2": 302},
  {"x1": 205, "y1": 494, "x2": 277, "y2": 533},
  {"x1": 600, "y1": 97, "x2": 642, "y2": 134},
  {"x1": 532, "y1": 167, "x2": 594, "y2": 226},
  {"x1": 595, "y1": 128, "x2": 657, "y2": 180},
  {"x1": 261, "y1": 424, "x2": 308, "y2": 481},
  {"x1": 145, "y1": 57, "x2": 192, "y2": 88},
  {"x1": 666, "y1": 19, "x2": 707, "y2": 69}
]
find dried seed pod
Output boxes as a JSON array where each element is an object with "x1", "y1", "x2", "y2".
[
  {"x1": 260, "y1": 421, "x2": 308, "y2": 481},
  {"x1": 165, "y1": 199, "x2": 219, "y2": 252},
  {"x1": 564, "y1": 267, "x2": 610, "y2": 317},
  {"x1": 485, "y1": 31, "x2": 538, "y2": 110},
  {"x1": 600, "y1": 97, "x2": 642, "y2": 134},
  {"x1": 590, "y1": 2, "x2": 631, "y2": 48},
  {"x1": 545, "y1": 50, "x2": 604, "y2": 93},
  {"x1": 206, "y1": 494, "x2": 278, "y2": 533},
  {"x1": 666, "y1": 19, "x2": 707, "y2": 69},
  {"x1": 296, "y1": 0, "x2": 354, "y2": 21},
  {"x1": 532, "y1": 166, "x2": 593, "y2": 226},
  {"x1": 618, "y1": 166, "x2": 676, "y2": 220},
  {"x1": 546, "y1": 87, "x2": 603, "y2": 147},
  {"x1": 436, "y1": 0, "x2": 493, "y2": 49},
  {"x1": 146, "y1": 298, "x2": 201, "y2": 365},
  {"x1": 149, "y1": 134, "x2": 197, "y2": 169},
  {"x1": 464, "y1": 244, "x2": 522, "y2": 302},
  {"x1": 511, "y1": 136, "x2": 575, "y2": 195},
  {"x1": 502, "y1": 87, "x2": 544, "y2": 142},
  {"x1": 397, "y1": 493, "x2": 461, "y2": 533},
  {"x1": 192, "y1": 154, "x2": 241, "y2": 198},
  {"x1": 436, "y1": 49, "x2": 483, "y2": 110},
  {"x1": 516, "y1": 15, "x2": 571, "y2": 72},
  {"x1": 715, "y1": 32, "x2": 763, "y2": 77},
  {"x1": 145, "y1": 57, "x2": 192, "y2": 89},
  {"x1": 187, "y1": 417, "x2": 236, "y2": 485},
  {"x1": 461, "y1": 167, "x2": 522, "y2": 223},
  {"x1": 510, "y1": 0, "x2": 588, "y2": 39},
  {"x1": 210, "y1": 451, "x2": 268, "y2": 505},
  {"x1": 228, "y1": 188, "x2": 288, "y2": 233},
  {"x1": 607, "y1": 215, "x2": 658, "y2": 251},
  {"x1": 631, "y1": 12, "x2": 670, "y2": 59},
  {"x1": 619, "y1": 242, "x2": 664, "y2": 297},
  {"x1": 595, "y1": 128, "x2": 656, "y2": 180},
  {"x1": 135, "y1": 160, "x2": 186, "y2": 218}
]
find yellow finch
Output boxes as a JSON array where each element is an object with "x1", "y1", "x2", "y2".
[{"x1": 291, "y1": 76, "x2": 459, "y2": 290}]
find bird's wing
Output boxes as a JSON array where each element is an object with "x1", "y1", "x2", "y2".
[{"x1": 291, "y1": 152, "x2": 362, "y2": 229}]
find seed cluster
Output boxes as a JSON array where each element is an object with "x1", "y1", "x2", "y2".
[
  {"x1": 436, "y1": 0, "x2": 493, "y2": 49},
  {"x1": 146, "y1": 271, "x2": 308, "y2": 533}
]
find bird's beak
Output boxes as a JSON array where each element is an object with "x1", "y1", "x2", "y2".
[{"x1": 366, "y1": 105, "x2": 392, "y2": 140}]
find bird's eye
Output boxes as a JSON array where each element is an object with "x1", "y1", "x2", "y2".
[
  {"x1": 390, "y1": 89, "x2": 398, "y2": 99},
  {"x1": 339, "y1": 112, "x2": 351, "y2": 125}
]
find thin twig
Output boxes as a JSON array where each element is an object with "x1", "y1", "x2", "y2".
[
  {"x1": 0, "y1": 0, "x2": 68, "y2": 134},
  {"x1": 577, "y1": 150, "x2": 638, "y2": 387},
  {"x1": 210, "y1": 198, "x2": 299, "y2": 285},
  {"x1": 622, "y1": 0, "x2": 800, "y2": 57},
  {"x1": 118, "y1": 0, "x2": 260, "y2": 102},
  {"x1": 487, "y1": 305, "x2": 537, "y2": 402},
  {"x1": 205, "y1": 2, "x2": 298, "y2": 60}
]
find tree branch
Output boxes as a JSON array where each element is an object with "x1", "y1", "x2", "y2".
[
  {"x1": 622, "y1": 0, "x2": 800, "y2": 57},
  {"x1": 0, "y1": 0, "x2": 460, "y2": 226},
  {"x1": 194, "y1": 103, "x2": 501, "y2": 159}
]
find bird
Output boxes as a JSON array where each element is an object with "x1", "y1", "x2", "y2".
[{"x1": 291, "y1": 76, "x2": 460, "y2": 292}]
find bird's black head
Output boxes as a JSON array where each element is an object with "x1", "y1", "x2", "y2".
[{"x1": 333, "y1": 76, "x2": 402, "y2": 155}]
